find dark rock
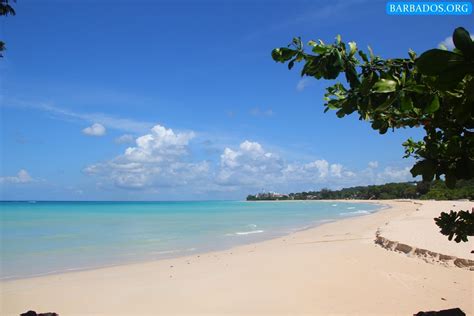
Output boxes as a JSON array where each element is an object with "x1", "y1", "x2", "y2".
[
  {"x1": 20, "y1": 311, "x2": 58, "y2": 316},
  {"x1": 414, "y1": 307, "x2": 465, "y2": 316}
]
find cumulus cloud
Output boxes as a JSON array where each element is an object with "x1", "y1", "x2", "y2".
[
  {"x1": 123, "y1": 125, "x2": 195, "y2": 163},
  {"x1": 217, "y1": 140, "x2": 285, "y2": 187},
  {"x1": 84, "y1": 124, "x2": 208, "y2": 190},
  {"x1": 0, "y1": 169, "x2": 35, "y2": 184},
  {"x1": 216, "y1": 141, "x2": 355, "y2": 189},
  {"x1": 330, "y1": 163, "x2": 343, "y2": 178},
  {"x1": 368, "y1": 161, "x2": 379, "y2": 169},
  {"x1": 439, "y1": 34, "x2": 474, "y2": 50},
  {"x1": 304, "y1": 160, "x2": 330, "y2": 178},
  {"x1": 215, "y1": 141, "x2": 416, "y2": 192},
  {"x1": 376, "y1": 166, "x2": 412, "y2": 184},
  {"x1": 84, "y1": 126, "x2": 417, "y2": 194},
  {"x1": 115, "y1": 134, "x2": 135, "y2": 144},
  {"x1": 82, "y1": 123, "x2": 106, "y2": 136}
]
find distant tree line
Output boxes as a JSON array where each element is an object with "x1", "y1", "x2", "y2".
[{"x1": 246, "y1": 179, "x2": 474, "y2": 201}]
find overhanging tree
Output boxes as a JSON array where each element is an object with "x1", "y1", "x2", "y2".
[
  {"x1": 0, "y1": 0, "x2": 16, "y2": 57},
  {"x1": 272, "y1": 27, "x2": 474, "y2": 243}
]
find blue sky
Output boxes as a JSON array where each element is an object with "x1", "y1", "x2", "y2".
[{"x1": 1, "y1": 0, "x2": 472, "y2": 200}]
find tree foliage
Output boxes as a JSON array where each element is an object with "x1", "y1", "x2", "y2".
[
  {"x1": 272, "y1": 27, "x2": 474, "y2": 242},
  {"x1": 435, "y1": 210, "x2": 474, "y2": 243},
  {"x1": 0, "y1": 0, "x2": 16, "y2": 57},
  {"x1": 247, "y1": 179, "x2": 473, "y2": 201},
  {"x1": 271, "y1": 27, "x2": 474, "y2": 189}
]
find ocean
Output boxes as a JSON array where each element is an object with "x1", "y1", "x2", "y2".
[{"x1": 0, "y1": 200, "x2": 381, "y2": 280}]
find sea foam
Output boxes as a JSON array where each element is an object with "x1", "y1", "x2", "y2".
[{"x1": 339, "y1": 210, "x2": 371, "y2": 216}]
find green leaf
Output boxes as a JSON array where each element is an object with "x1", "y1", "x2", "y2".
[
  {"x1": 358, "y1": 50, "x2": 368, "y2": 62},
  {"x1": 292, "y1": 37, "x2": 302, "y2": 49},
  {"x1": 415, "y1": 49, "x2": 464, "y2": 76},
  {"x1": 288, "y1": 60, "x2": 295, "y2": 70},
  {"x1": 372, "y1": 79, "x2": 397, "y2": 93},
  {"x1": 376, "y1": 95, "x2": 396, "y2": 111},
  {"x1": 400, "y1": 94, "x2": 413, "y2": 111},
  {"x1": 312, "y1": 45, "x2": 328, "y2": 54},
  {"x1": 404, "y1": 84, "x2": 427, "y2": 94},
  {"x1": 336, "y1": 34, "x2": 341, "y2": 44},
  {"x1": 271, "y1": 48, "x2": 297, "y2": 63},
  {"x1": 432, "y1": 64, "x2": 468, "y2": 90},
  {"x1": 348, "y1": 41, "x2": 357, "y2": 57},
  {"x1": 424, "y1": 95, "x2": 440, "y2": 113},
  {"x1": 410, "y1": 160, "x2": 436, "y2": 182},
  {"x1": 452, "y1": 27, "x2": 474, "y2": 59},
  {"x1": 345, "y1": 66, "x2": 360, "y2": 88}
]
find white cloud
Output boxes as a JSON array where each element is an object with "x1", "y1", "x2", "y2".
[
  {"x1": 115, "y1": 134, "x2": 135, "y2": 144},
  {"x1": 217, "y1": 140, "x2": 285, "y2": 187},
  {"x1": 0, "y1": 169, "x2": 35, "y2": 184},
  {"x1": 84, "y1": 124, "x2": 208, "y2": 190},
  {"x1": 216, "y1": 141, "x2": 356, "y2": 190},
  {"x1": 296, "y1": 78, "x2": 311, "y2": 91},
  {"x1": 439, "y1": 35, "x2": 474, "y2": 50},
  {"x1": 84, "y1": 126, "x2": 417, "y2": 194},
  {"x1": 330, "y1": 163, "x2": 343, "y2": 178},
  {"x1": 82, "y1": 123, "x2": 106, "y2": 136},
  {"x1": 376, "y1": 167, "x2": 412, "y2": 183},
  {"x1": 123, "y1": 125, "x2": 195, "y2": 163},
  {"x1": 305, "y1": 160, "x2": 329, "y2": 178},
  {"x1": 368, "y1": 161, "x2": 379, "y2": 169}
]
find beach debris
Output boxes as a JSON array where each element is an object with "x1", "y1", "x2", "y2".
[
  {"x1": 20, "y1": 311, "x2": 58, "y2": 316},
  {"x1": 414, "y1": 307, "x2": 465, "y2": 315}
]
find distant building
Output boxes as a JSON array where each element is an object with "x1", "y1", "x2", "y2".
[{"x1": 255, "y1": 191, "x2": 289, "y2": 200}]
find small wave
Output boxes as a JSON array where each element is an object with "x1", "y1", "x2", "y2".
[
  {"x1": 331, "y1": 204, "x2": 338, "y2": 206},
  {"x1": 247, "y1": 224, "x2": 257, "y2": 228},
  {"x1": 339, "y1": 210, "x2": 370, "y2": 216},
  {"x1": 236, "y1": 230, "x2": 264, "y2": 235},
  {"x1": 346, "y1": 206, "x2": 356, "y2": 209},
  {"x1": 226, "y1": 230, "x2": 265, "y2": 236}
]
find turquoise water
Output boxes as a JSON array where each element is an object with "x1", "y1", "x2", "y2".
[{"x1": 0, "y1": 201, "x2": 380, "y2": 279}]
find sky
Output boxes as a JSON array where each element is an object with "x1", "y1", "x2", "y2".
[{"x1": 0, "y1": 0, "x2": 472, "y2": 200}]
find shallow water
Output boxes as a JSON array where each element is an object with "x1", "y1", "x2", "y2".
[{"x1": 0, "y1": 200, "x2": 380, "y2": 279}]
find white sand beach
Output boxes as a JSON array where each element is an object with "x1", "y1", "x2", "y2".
[{"x1": 1, "y1": 200, "x2": 472, "y2": 315}]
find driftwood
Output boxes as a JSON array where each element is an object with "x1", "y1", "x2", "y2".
[{"x1": 20, "y1": 311, "x2": 58, "y2": 316}]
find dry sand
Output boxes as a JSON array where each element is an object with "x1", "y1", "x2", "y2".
[{"x1": 1, "y1": 200, "x2": 473, "y2": 316}]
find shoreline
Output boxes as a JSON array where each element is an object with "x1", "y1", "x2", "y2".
[
  {"x1": 0, "y1": 200, "x2": 383, "y2": 282},
  {"x1": 1, "y1": 199, "x2": 472, "y2": 315}
]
